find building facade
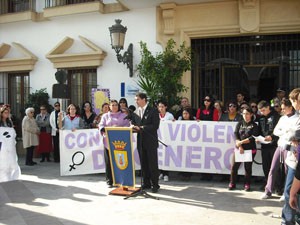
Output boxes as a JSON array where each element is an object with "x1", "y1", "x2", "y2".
[{"x1": 1, "y1": 0, "x2": 300, "y2": 120}]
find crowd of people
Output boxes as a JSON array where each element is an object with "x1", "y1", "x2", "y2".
[{"x1": 2, "y1": 87, "x2": 300, "y2": 224}]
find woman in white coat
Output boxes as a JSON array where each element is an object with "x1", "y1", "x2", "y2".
[{"x1": 22, "y1": 107, "x2": 40, "y2": 166}]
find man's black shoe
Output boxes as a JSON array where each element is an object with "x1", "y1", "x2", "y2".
[
  {"x1": 152, "y1": 185, "x2": 160, "y2": 193},
  {"x1": 141, "y1": 184, "x2": 151, "y2": 190},
  {"x1": 107, "y1": 183, "x2": 113, "y2": 188}
]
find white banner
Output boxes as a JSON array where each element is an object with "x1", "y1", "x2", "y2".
[
  {"x1": 60, "y1": 121, "x2": 264, "y2": 176},
  {"x1": 0, "y1": 127, "x2": 21, "y2": 182}
]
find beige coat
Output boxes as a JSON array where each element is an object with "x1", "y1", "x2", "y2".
[{"x1": 22, "y1": 116, "x2": 39, "y2": 148}]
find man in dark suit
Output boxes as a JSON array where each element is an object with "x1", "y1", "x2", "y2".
[{"x1": 133, "y1": 93, "x2": 160, "y2": 193}]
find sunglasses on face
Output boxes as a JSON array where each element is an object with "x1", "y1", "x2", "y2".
[
  {"x1": 54, "y1": 105, "x2": 60, "y2": 107},
  {"x1": 204, "y1": 99, "x2": 211, "y2": 102},
  {"x1": 251, "y1": 105, "x2": 257, "y2": 108},
  {"x1": 229, "y1": 104, "x2": 236, "y2": 108}
]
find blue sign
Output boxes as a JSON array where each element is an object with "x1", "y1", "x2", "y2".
[{"x1": 106, "y1": 127, "x2": 135, "y2": 187}]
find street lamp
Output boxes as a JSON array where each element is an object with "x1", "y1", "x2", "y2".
[{"x1": 109, "y1": 19, "x2": 133, "y2": 77}]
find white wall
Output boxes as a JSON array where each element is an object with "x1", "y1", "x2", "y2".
[{"x1": 0, "y1": 7, "x2": 162, "y2": 106}]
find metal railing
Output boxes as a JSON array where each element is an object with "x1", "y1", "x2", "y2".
[
  {"x1": 0, "y1": 0, "x2": 36, "y2": 15},
  {"x1": 45, "y1": 0, "x2": 101, "y2": 8}
]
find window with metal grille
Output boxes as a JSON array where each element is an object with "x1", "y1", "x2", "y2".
[
  {"x1": 0, "y1": 0, "x2": 36, "y2": 14},
  {"x1": 7, "y1": 73, "x2": 30, "y2": 119},
  {"x1": 45, "y1": 0, "x2": 101, "y2": 8},
  {"x1": 191, "y1": 34, "x2": 300, "y2": 107},
  {"x1": 0, "y1": 72, "x2": 30, "y2": 137},
  {"x1": 66, "y1": 68, "x2": 97, "y2": 108}
]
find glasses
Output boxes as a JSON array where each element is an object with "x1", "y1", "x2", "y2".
[
  {"x1": 30, "y1": 111, "x2": 34, "y2": 114},
  {"x1": 204, "y1": 99, "x2": 211, "y2": 102},
  {"x1": 251, "y1": 105, "x2": 257, "y2": 108},
  {"x1": 229, "y1": 104, "x2": 237, "y2": 108},
  {"x1": 274, "y1": 105, "x2": 280, "y2": 108},
  {"x1": 54, "y1": 105, "x2": 60, "y2": 107}
]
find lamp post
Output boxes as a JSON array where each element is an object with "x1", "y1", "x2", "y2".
[{"x1": 109, "y1": 19, "x2": 133, "y2": 77}]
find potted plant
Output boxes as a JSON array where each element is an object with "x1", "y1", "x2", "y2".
[{"x1": 136, "y1": 39, "x2": 192, "y2": 110}]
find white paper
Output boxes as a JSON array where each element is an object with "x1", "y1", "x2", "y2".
[
  {"x1": 234, "y1": 149, "x2": 253, "y2": 162},
  {"x1": 252, "y1": 135, "x2": 271, "y2": 144}
]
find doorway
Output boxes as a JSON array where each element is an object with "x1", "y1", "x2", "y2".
[{"x1": 191, "y1": 34, "x2": 300, "y2": 107}]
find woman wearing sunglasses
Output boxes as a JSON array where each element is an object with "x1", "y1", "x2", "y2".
[
  {"x1": 196, "y1": 95, "x2": 218, "y2": 121},
  {"x1": 196, "y1": 95, "x2": 218, "y2": 181},
  {"x1": 220, "y1": 101, "x2": 242, "y2": 122}
]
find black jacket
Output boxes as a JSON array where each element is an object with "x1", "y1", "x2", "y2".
[
  {"x1": 234, "y1": 120, "x2": 259, "y2": 150},
  {"x1": 258, "y1": 110, "x2": 280, "y2": 146},
  {"x1": 137, "y1": 105, "x2": 160, "y2": 150}
]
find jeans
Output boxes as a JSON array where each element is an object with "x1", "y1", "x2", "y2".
[
  {"x1": 265, "y1": 146, "x2": 286, "y2": 194},
  {"x1": 281, "y1": 166, "x2": 300, "y2": 225}
]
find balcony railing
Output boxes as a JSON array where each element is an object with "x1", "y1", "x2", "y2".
[
  {"x1": 45, "y1": 0, "x2": 102, "y2": 8},
  {"x1": 0, "y1": 0, "x2": 36, "y2": 15}
]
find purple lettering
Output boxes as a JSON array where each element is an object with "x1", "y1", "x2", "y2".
[
  {"x1": 165, "y1": 145, "x2": 182, "y2": 167},
  {"x1": 168, "y1": 123, "x2": 181, "y2": 141},
  {"x1": 92, "y1": 150, "x2": 105, "y2": 169},
  {"x1": 77, "y1": 132, "x2": 87, "y2": 148},
  {"x1": 187, "y1": 124, "x2": 201, "y2": 142},
  {"x1": 214, "y1": 125, "x2": 225, "y2": 143},
  {"x1": 226, "y1": 125, "x2": 235, "y2": 143},
  {"x1": 181, "y1": 124, "x2": 186, "y2": 141},
  {"x1": 89, "y1": 131, "x2": 100, "y2": 146},
  {"x1": 185, "y1": 146, "x2": 201, "y2": 168},
  {"x1": 204, "y1": 147, "x2": 222, "y2": 170},
  {"x1": 224, "y1": 148, "x2": 234, "y2": 170},
  {"x1": 157, "y1": 145, "x2": 164, "y2": 166},
  {"x1": 65, "y1": 133, "x2": 75, "y2": 149},
  {"x1": 202, "y1": 125, "x2": 212, "y2": 142}
]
